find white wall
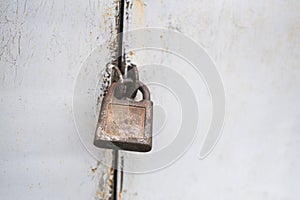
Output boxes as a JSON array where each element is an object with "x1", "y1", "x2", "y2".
[
  {"x1": 1, "y1": 0, "x2": 300, "y2": 199},
  {"x1": 121, "y1": 1, "x2": 300, "y2": 199},
  {"x1": 0, "y1": 0, "x2": 115, "y2": 199}
]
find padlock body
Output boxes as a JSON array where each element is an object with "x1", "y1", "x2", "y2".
[{"x1": 94, "y1": 91, "x2": 153, "y2": 152}]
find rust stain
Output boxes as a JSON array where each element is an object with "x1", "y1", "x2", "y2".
[
  {"x1": 95, "y1": 162, "x2": 115, "y2": 200},
  {"x1": 105, "y1": 104, "x2": 146, "y2": 139},
  {"x1": 94, "y1": 81, "x2": 153, "y2": 152},
  {"x1": 128, "y1": 51, "x2": 135, "y2": 62},
  {"x1": 129, "y1": 51, "x2": 134, "y2": 57},
  {"x1": 133, "y1": 0, "x2": 145, "y2": 27},
  {"x1": 118, "y1": 156, "x2": 124, "y2": 200},
  {"x1": 91, "y1": 167, "x2": 97, "y2": 173}
]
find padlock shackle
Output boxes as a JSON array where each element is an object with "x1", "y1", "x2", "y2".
[
  {"x1": 137, "y1": 81, "x2": 150, "y2": 100},
  {"x1": 122, "y1": 79, "x2": 151, "y2": 100},
  {"x1": 108, "y1": 79, "x2": 150, "y2": 100},
  {"x1": 113, "y1": 66, "x2": 123, "y2": 83}
]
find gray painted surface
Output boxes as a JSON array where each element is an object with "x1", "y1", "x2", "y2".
[{"x1": 1, "y1": 0, "x2": 300, "y2": 199}]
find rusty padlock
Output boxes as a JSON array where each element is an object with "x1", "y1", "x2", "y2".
[{"x1": 94, "y1": 80, "x2": 153, "y2": 152}]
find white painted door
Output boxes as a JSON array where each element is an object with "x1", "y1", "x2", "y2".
[{"x1": 1, "y1": 0, "x2": 299, "y2": 199}]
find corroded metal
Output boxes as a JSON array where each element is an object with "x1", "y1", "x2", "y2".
[{"x1": 94, "y1": 80, "x2": 153, "y2": 152}]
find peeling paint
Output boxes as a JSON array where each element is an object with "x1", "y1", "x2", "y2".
[
  {"x1": 1, "y1": 0, "x2": 300, "y2": 199},
  {"x1": 118, "y1": 156, "x2": 124, "y2": 200}
]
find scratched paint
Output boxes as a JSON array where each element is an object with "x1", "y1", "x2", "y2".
[
  {"x1": 0, "y1": 0, "x2": 119, "y2": 199},
  {"x1": 1, "y1": 0, "x2": 300, "y2": 200},
  {"x1": 120, "y1": 0, "x2": 300, "y2": 200}
]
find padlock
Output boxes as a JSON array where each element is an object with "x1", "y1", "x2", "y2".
[{"x1": 94, "y1": 80, "x2": 153, "y2": 152}]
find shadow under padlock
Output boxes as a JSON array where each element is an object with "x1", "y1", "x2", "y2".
[{"x1": 94, "y1": 78, "x2": 153, "y2": 152}]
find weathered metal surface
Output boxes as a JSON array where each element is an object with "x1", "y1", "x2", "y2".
[
  {"x1": 1, "y1": 0, "x2": 300, "y2": 200},
  {"x1": 0, "y1": 0, "x2": 121, "y2": 199},
  {"x1": 120, "y1": 0, "x2": 300, "y2": 200},
  {"x1": 94, "y1": 81, "x2": 153, "y2": 152},
  {"x1": 105, "y1": 104, "x2": 146, "y2": 139}
]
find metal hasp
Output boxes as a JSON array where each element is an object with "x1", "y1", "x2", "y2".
[{"x1": 94, "y1": 80, "x2": 153, "y2": 152}]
